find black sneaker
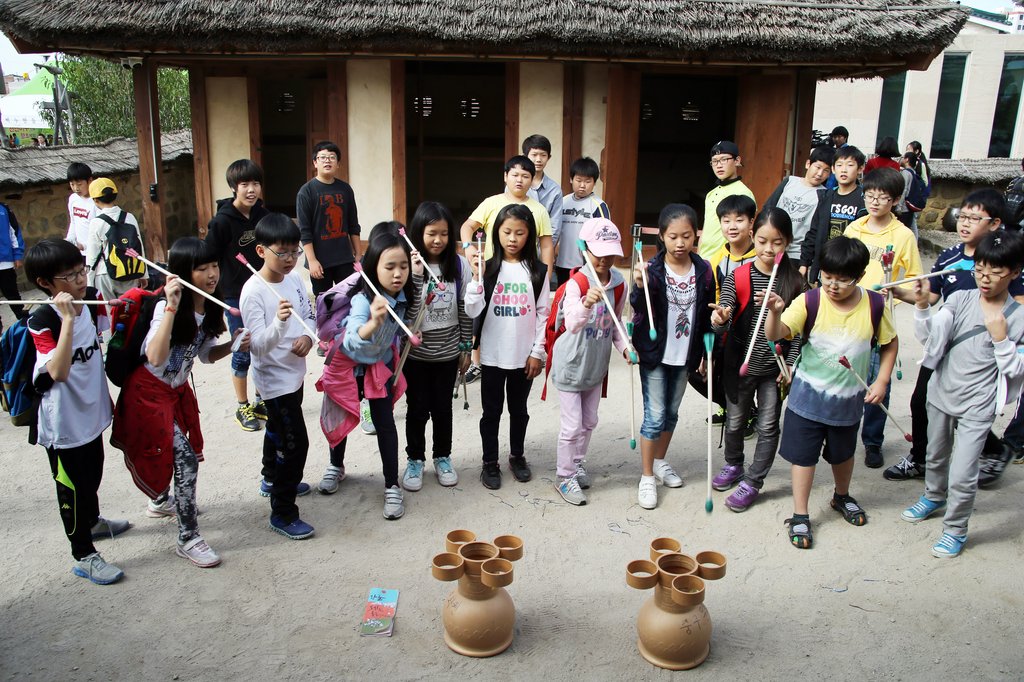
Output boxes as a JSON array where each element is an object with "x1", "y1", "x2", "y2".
[
  {"x1": 251, "y1": 399, "x2": 269, "y2": 421},
  {"x1": 464, "y1": 364, "x2": 482, "y2": 384},
  {"x1": 979, "y1": 446, "x2": 1015, "y2": 487},
  {"x1": 480, "y1": 461, "x2": 502, "y2": 489},
  {"x1": 1011, "y1": 444, "x2": 1024, "y2": 464},
  {"x1": 706, "y1": 407, "x2": 726, "y2": 425},
  {"x1": 883, "y1": 456, "x2": 924, "y2": 481},
  {"x1": 864, "y1": 445, "x2": 883, "y2": 469},
  {"x1": 508, "y1": 456, "x2": 532, "y2": 482},
  {"x1": 744, "y1": 407, "x2": 759, "y2": 439}
]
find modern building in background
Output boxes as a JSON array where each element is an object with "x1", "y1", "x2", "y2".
[{"x1": 814, "y1": 11, "x2": 1024, "y2": 159}]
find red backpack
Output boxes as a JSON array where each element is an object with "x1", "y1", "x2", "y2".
[{"x1": 541, "y1": 269, "x2": 625, "y2": 400}]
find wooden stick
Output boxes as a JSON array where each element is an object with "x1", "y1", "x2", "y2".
[
  {"x1": 872, "y1": 269, "x2": 958, "y2": 291},
  {"x1": 635, "y1": 240, "x2": 656, "y2": 340},
  {"x1": 395, "y1": 281, "x2": 434, "y2": 378},
  {"x1": 233, "y1": 253, "x2": 318, "y2": 339},
  {"x1": 398, "y1": 228, "x2": 445, "y2": 290},
  {"x1": 126, "y1": 248, "x2": 240, "y2": 316},
  {"x1": 740, "y1": 252, "x2": 784, "y2": 376},
  {"x1": 838, "y1": 355, "x2": 913, "y2": 442},
  {"x1": 703, "y1": 332, "x2": 715, "y2": 514},
  {"x1": 352, "y1": 263, "x2": 421, "y2": 346},
  {"x1": 3, "y1": 299, "x2": 117, "y2": 306},
  {"x1": 577, "y1": 239, "x2": 636, "y2": 362}
]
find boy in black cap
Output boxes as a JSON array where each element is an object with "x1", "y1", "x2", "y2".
[{"x1": 700, "y1": 141, "x2": 756, "y2": 259}]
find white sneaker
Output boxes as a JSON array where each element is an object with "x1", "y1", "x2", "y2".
[
  {"x1": 402, "y1": 459, "x2": 424, "y2": 491},
  {"x1": 71, "y1": 552, "x2": 124, "y2": 585},
  {"x1": 176, "y1": 536, "x2": 222, "y2": 568},
  {"x1": 433, "y1": 456, "x2": 459, "y2": 487},
  {"x1": 318, "y1": 464, "x2": 345, "y2": 495},
  {"x1": 638, "y1": 477, "x2": 658, "y2": 509},
  {"x1": 146, "y1": 495, "x2": 176, "y2": 518},
  {"x1": 653, "y1": 459, "x2": 683, "y2": 488},
  {"x1": 360, "y1": 398, "x2": 376, "y2": 435},
  {"x1": 383, "y1": 485, "x2": 405, "y2": 520}
]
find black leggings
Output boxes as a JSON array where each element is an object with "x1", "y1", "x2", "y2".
[
  {"x1": 479, "y1": 364, "x2": 533, "y2": 463},
  {"x1": 47, "y1": 436, "x2": 104, "y2": 560},
  {"x1": 404, "y1": 357, "x2": 459, "y2": 460},
  {"x1": 0, "y1": 268, "x2": 25, "y2": 320},
  {"x1": 262, "y1": 387, "x2": 310, "y2": 523},
  {"x1": 330, "y1": 373, "x2": 400, "y2": 487}
]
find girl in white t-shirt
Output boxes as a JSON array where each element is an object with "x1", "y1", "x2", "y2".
[
  {"x1": 465, "y1": 204, "x2": 550, "y2": 490},
  {"x1": 629, "y1": 204, "x2": 715, "y2": 510},
  {"x1": 112, "y1": 238, "x2": 247, "y2": 568}
]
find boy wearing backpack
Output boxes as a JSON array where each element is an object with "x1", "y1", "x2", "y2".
[
  {"x1": 544, "y1": 218, "x2": 629, "y2": 505},
  {"x1": 85, "y1": 178, "x2": 147, "y2": 305},
  {"x1": 765, "y1": 236, "x2": 897, "y2": 549},
  {"x1": 23, "y1": 238, "x2": 131, "y2": 584}
]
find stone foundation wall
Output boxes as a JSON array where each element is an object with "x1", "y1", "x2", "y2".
[{"x1": 918, "y1": 179, "x2": 991, "y2": 232}]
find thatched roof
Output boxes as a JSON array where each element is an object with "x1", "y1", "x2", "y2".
[
  {"x1": 0, "y1": 0, "x2": 968, "y2": 69},
  {"x1": 0, "y1": 129, "x2": 192, "y2": 191},
  {"x1": 928, "y1": 158, "x2": 1021, "y2": 185}
]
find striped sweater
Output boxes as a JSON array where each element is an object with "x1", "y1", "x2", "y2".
[{"x1": 405, "y1": 257, "x2": 474, "y2": 362}]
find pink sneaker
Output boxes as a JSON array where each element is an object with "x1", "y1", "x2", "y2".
[{"x1": 725, "y1": 481, "x2": 759, "y2": 512}]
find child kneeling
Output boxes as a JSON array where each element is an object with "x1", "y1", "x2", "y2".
[{"x1": 765, "y1": 236, "x2": 897, "y2": 549}]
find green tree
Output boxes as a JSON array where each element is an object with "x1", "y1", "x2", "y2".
[{"x1": 44, "y1": 55, "x2": 189, "y2": 144}]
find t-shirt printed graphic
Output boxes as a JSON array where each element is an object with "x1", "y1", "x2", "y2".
[
  {"x1": 490, "y1": 279, "x2": 534, "y2": 319},
  {"x1": 321, "y1": 193, "x2": 347, "y2": 239},
  {"x1": 422, "y1": 285, "x2": 455, "y2": 331},
  {"x1": 662, "y1": 262, "x2": 696, "y2": 366},
  {"x1": 828, "y1": 198, "x2": 861, "y2": 241}
]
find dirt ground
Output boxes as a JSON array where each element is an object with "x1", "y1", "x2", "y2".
[{"x1": 1, "y1": 275, "x2": 1022, "y2": 681}]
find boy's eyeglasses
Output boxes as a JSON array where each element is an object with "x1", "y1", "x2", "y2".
[
  {"x1": 710, "y1": 156, "x2": 735, "y2": 167},
  {"x1": 266, "y1": 247, "x2": 303, "y2": 261},
  {"x1": 864, "y1": 193, "x2": 893, "y2": 205},
  {"x1": 954, "y1": 211, "x2": 993, "y2": 227},
  {"x1": 972, "y1": 268, "x2": 1010, "y2": 282},
  {"x1": 817, "y1": 274, "x2": 856, "y2": 289},
  {"x1": 53, "y1": 268, "x2": 87, "y2": 282},
  {"x1": 315, "y1": 155, "x2": 338, "y2": 162}
]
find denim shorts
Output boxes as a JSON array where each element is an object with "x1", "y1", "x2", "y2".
[
  {"x1": 224, "y1": 297, "x2": 250, "y2": 377},
  {"x1": 778, "y1": 408, "x2": 858, "y2": 467},
  {"x1": 639, "y1": 363, "x2": 689, "y2": 440}
]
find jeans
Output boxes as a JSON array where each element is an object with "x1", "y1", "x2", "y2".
[
  {"x1": 262, "y1": 387, "x2": 309, "y2": 523},
  {"x1": 724, "y1": 374, "x2": 781, "y2": 489},
  {"x1": 224, "y1": 297, "x2": 250, "y2": 377},
  {"x1": 861, "y1": 348, "x2": 891, "y2": 449},
  {"x1": 46, "y1": 436, "x2": 104, "y2": 560},
  {"x1": 479, "y1": 365, "x2": 533, "y2": 463},
  {"x1": 639, "y1": 363, "x2": 688, "y2": 441},
  {"x1": 404, "y1": 357, "x2": 459, "y2": 460}
]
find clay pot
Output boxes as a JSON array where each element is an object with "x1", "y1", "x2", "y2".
[
  {"x1": 431, "y1": 553, "x2": 464, "y2": 581},
  {"x1": 696, "y1": 551, "x2": 727, "y2": 581},
  {"x1": 445, "y1": 529, "x2": 477, "y2": 553},
  {"x1": 649, "y1": 537, "x2": 682, "y2": 562},
  {"x1": 626, "y1": 560, "x2": 659, "y2": 590},
  {"x1": 635, "y1": 578, "x2": 713, "y2": 670},
  {"x1": 434, "y1": 533, "x2": 523, "y2": 657},
  {"x1": 655, "y1": 552, "x2": 698, "y2": 587},
  {"x1": 671, "y1": 575, "x2": 706, "y2": 607}
]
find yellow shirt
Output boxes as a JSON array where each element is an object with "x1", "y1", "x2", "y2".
[
  {"x1": 468, "y1": 194, "x2": 552, "y2": 259},
  {"x1": 699, "y1": 179, "x2": 755, "y2": 259},
  {"x1": 708, "y1": 243, "x2": 756, "y2": 302},
  {"x1": 843, "y1": 215, "x2": 922, "y2": 289}
]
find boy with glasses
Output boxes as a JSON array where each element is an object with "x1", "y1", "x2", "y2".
[
  {"x1": 765, "y1": 236, "x2": 897, "y2": 549},
  {"x1": 699, "y1": 141, "x2": 756, "y2": 259},
  {"x1": 888, "y1": 189, "x2": 1024, "y2": 484},
  {"x1": 843, "y1": 168, "x2": 922, "y2": 469}
]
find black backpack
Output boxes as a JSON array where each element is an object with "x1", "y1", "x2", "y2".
[
  {"x1": 904, "y1": 171, "x2": 929, "y2": 213},
  {"x1": 93, "y1": 210, "x2": 146, "y2": 281},
  {"x1": 1006, "y1": 176, "x2": 1024, "y2": 230}
]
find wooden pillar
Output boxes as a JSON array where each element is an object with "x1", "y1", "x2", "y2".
[
  {"x1": 246, "y1": 77, "x2": 262, "y2": 168},
  {"x1": 792, "y1": 70, "x2": 819, "y2": 175},
  {"x1": 132, "y1": 59, "x2": 166, "y2": 260},
  {"x1": 391, "y1": 60, "x2": 407, "y2": 224},
  {"x1": 505, "y1": 63, "x2": 520, "y2": 161},
  {"x1": 561, "y1": 64, "x2": 585, "y2": 195},
  {"x1": 735, "y1": 74, "x2": 796, "y2": 206},
  {"x1": 327, "y1": 62, "x2": 349, "y2": 182},
  {"x1": 187, "y1": 66, "x2": 213, "y2": 235},
  {"x1": 603, "y1": 66, "x2": 641, "y2": 264}
]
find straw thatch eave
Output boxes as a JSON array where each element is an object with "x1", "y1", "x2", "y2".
[
  {"x1": 0, "y1": 0, "x2": 968, "y2": 69},
  {"x1": 928, "y1": 158, "x2": 1022, "y2": 186},
  {"x1": 0, "y1": 130, "x2": 192, "y2": 192}
]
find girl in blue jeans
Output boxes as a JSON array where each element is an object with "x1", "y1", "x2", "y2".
[{"x1": 630, "y1": 204, "x2": 714, "y2": 509}]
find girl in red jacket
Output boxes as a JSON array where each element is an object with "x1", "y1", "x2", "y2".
[{"x1": 112, "y1": 237, "x2": 247, "y2": 568}]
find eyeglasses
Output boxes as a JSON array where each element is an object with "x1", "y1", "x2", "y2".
[
  {"x1": 972, "y1": 268, "x2": 1010, "y2": 282},
  {"x1": 315, "y1": 155, "x2": 338, "y2": 162},
  {"x1": 818, "y1": 274, "x2": 856, "y2": 289},
  {"x1": 955, "y1": 211, "x2": 993, "y2": 227},
  {"x1": 710, "y1": 156, "x2": 735, "y2": 167},
  {"x1": 864, "y1": 193, "x2": 893, "y2": 205},
  {"x1": 265, "y1": 247, "x2": 303, "y2": 261},
  {"x1": 53, "y1": 268, "x2": 87, "y2": 282}
]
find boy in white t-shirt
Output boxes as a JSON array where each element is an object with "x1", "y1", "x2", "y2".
[
  {"x1": 65, "y1": 162, "x2": 95, "y2": 255},
  {"x1": 556, "y1": 157, "x2": 611, "y2": 286},
  {"x1": 240, "y1": 214, "x2": 318, "y2": 540},
  {"x1": 24, "y1": 239, "x2": 130, "y2": 585},
  {"x1": 763, "y1": 146, "x2": 833, "y2": 260}
]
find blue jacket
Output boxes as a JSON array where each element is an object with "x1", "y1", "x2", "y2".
[
  {"x1": 629, "y1": 251, "x2": 714, "y2": 371},
  {"x1": 0, "y1": 203, "x2": 25, "y2": 263},
  {"x1": 341, "y1": 289, "x2": 409, "y2": 365}
]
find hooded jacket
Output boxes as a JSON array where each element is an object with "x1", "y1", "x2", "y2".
[{"x1": 204, "y1": 198, "x2": 269, "y2": 299}]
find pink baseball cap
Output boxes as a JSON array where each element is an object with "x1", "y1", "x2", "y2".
[{"x1": 579, "y1": 218, "x2": 623, "y2": 258}]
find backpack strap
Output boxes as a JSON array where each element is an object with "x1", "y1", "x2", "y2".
[
  {"x1": 947, "y1": 300, "x2": 1022, "y2": 351},
  {"x1": 541, "y1": 271, "x2": 590, "y2": 401},
  {"x1": 733, "y1": 263, "x2": 753, "y2": 322},
  {"x1": 866, "y1": 290, "x2": 885, "y2": 345},
  {"x1": 802, "y1": 287, "x2": 820, "y2": 339}
]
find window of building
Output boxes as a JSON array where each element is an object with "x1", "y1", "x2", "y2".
[
  {"x1": 876, "y1": 72, "x2": 906, "y2": 149},
  {"x1": 930, "y1": 54, "x2": 968, "y2": 159},
  {"x1": 989, "y1": 54, "x2": 1024, "y2": 157}
]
